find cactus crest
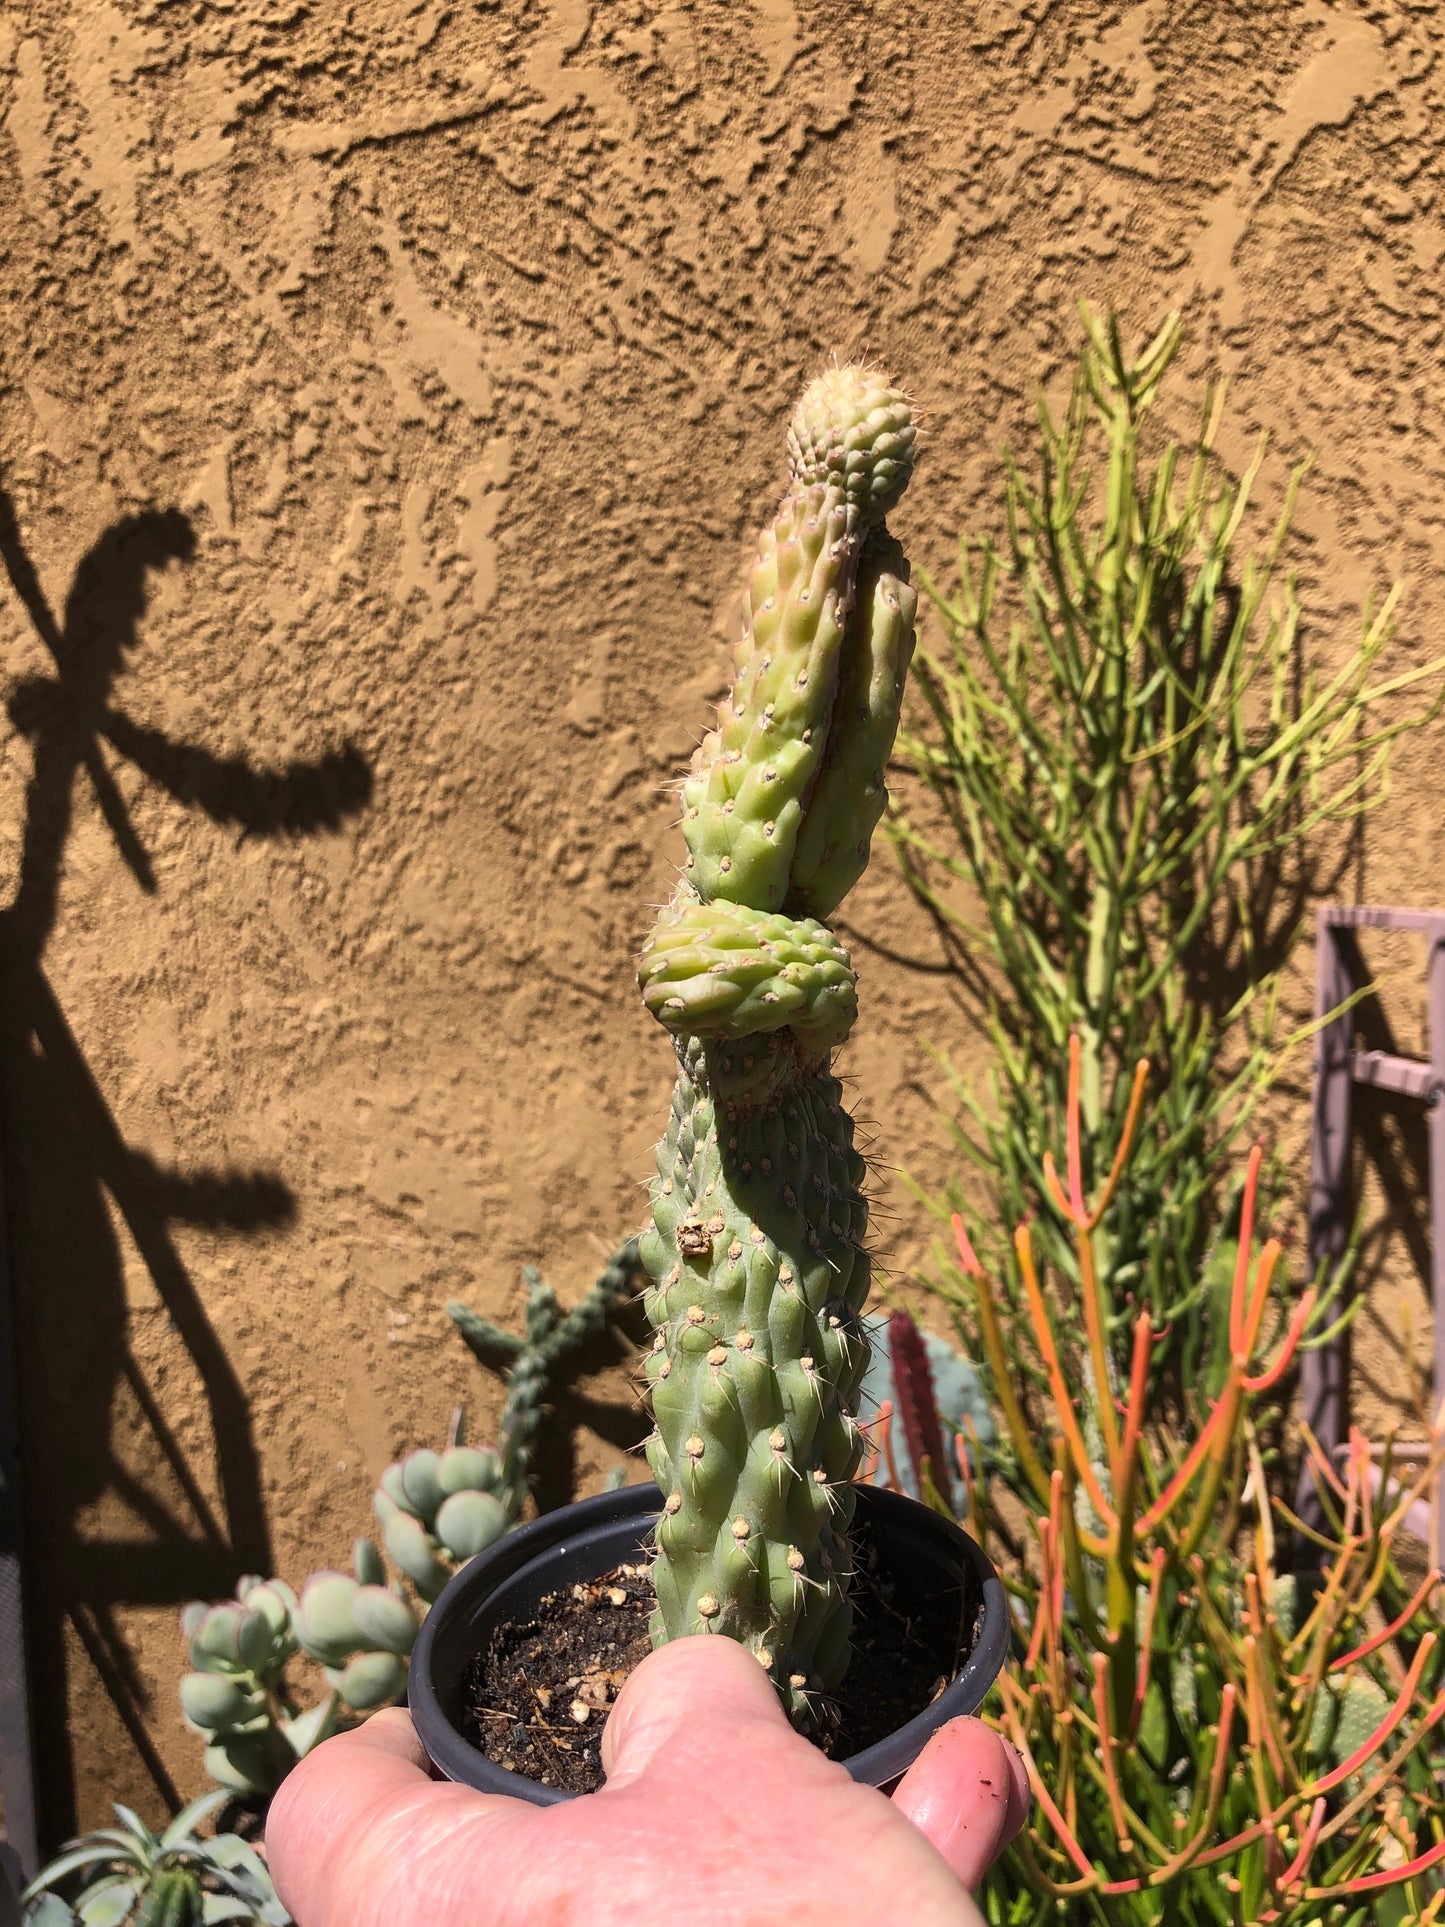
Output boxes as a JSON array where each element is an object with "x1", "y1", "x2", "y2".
[
  {"x1": 786, "y1": 363, "x2": 916, "y2": 524},
  {"x1": 640, "y1": 364, "x2": 918, "y2": 1725}
]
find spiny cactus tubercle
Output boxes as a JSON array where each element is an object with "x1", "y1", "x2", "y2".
[{"x1": 640, "y1": 364, "x2": 918, "y2": 1722}]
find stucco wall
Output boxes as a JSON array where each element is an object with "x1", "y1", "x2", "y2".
[{"x1": 2, "y1": 0, "x2": 1443, "y2": 1840}]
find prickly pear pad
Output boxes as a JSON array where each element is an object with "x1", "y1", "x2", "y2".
[{"x1": 639, "y1": 364, "x2": 917, "y2": 1725}]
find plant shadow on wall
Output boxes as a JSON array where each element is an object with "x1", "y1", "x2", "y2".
[{"x1": 0, "y1": 485, "x2": 372, "y2": 1838}]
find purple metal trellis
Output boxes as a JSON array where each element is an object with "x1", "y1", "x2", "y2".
[{"x1": 1300, "y1": 905, "x2": 1445, "y2": 1552}]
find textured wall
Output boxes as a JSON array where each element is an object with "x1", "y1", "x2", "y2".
[{"x1": 1, "y1": 0, "x2": 1443, "y2": 1841}]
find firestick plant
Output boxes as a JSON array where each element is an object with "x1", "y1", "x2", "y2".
[
  {"x1": 637, "y1": 365, "x2": 918, "y2": 1720},
  {"x1": 951, "y1": 1040, "x2": 1445, "y2": 1923}
]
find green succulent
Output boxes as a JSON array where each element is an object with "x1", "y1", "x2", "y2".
[
  {"x1": 371, "y1": 1443, "x2": 512, "y2": 1604},
  {"x1": 22, "y1": 1792, "x2": 289, "y2": 1925},
  {"x1": 180, "y1": 1242, "x2": 643, "y2": 1795},
  {"x1": 178, "y1": 1577, "x2": 339, "y2": 1797}
]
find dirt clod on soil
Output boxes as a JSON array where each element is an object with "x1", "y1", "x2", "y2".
[{"x1": 462, "y1": 1525, "x2": 977, "y2": 1795}]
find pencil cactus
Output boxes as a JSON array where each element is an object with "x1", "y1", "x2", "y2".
[
  {"x1": 639, "y1": 365, "x2": 918, "y2": 1720},
  {"x1": 946, "y1": 1042, "x2": 1445, "y2": 1921}
]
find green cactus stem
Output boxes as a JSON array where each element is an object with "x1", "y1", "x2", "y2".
[
  {"x1": 639, "y1": 365, "x2": 918, "y2": 1723},
  {"x1": 448, "y1": 1238, "x2": 643, "y2": 1506}
]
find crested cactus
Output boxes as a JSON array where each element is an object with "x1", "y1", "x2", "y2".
[{"x1": 638, "y1": 365, "x2": 918, "y2": 1720}]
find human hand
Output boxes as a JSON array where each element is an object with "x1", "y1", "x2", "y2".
[{"x1": 267, "y1": 1633, "x2": 1027, "y2": 1926}]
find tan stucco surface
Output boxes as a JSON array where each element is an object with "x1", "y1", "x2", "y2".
[{"x1": 2, "y1": 0, "x2": 1443, "y2": 1838}]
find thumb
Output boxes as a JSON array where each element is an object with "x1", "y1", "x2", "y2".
[
  {"x1": 891, "y1": 1717, "x2": 1030, "y2": 1890},
  {"x1": 601, "y1": 1634, "x2": 814, "y2": 1789}
]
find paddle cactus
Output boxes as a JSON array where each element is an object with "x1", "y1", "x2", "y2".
[{"x1": 638, "y1": 365, "x2": 918, "y2": 1721}]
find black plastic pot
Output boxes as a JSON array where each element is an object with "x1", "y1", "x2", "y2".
[{"x1": 409, "y1": 1481, "x2": 1009, "y2": 1805}]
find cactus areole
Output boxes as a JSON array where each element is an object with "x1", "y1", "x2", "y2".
[{"x1": 638, "y1": 365, "x2": 918, "y2": 1722}]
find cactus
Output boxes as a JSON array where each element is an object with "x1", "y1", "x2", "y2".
[
  {"x1": 448, "y1": 1238, "x2": 643, "y2": 1506},
  {"x1": 855, "y1": 1311, "x2": 993, "y2": 1512},
  {"x1": 884, "y1": 1310, "x2": 951, "y2": 1507},
  {"x1": 638, "y1": 366, "x2": 918, "y2": 1721},
  {"x1": 21, "y1": 1791, "x2": 289, "y2": 1924}
]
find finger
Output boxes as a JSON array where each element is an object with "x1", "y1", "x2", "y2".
[
  {"x1": 889, "y1": 1717, "x2": 1031, "y2": 1891},
  {"x1": 334, "y1": 1704, "x2": 430, "y2": 1765},
  {"x1": 601, "y1": 1634, "x2": 813, "y2": 1788},
  {"x1": 265, "y1": 1708, "x2": 499, "y2": 1926}
]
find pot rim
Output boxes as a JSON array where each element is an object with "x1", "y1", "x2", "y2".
[{"x1": 408, "y1": 1481, "x2": 1009, "y2": 1804}]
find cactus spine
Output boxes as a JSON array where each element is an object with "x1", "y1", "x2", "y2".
[{"x1": 639, "y1": 366, "x2": 918, "y2": 1719}]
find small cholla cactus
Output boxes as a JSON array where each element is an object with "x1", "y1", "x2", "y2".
[
  {"x1": 448, "y1": 1238, "x2": 644, "y2": 1503},
  {"x1": 21, "y1": 1790, "x2": 289, "y2": 1924},
  {"x1": 637, "y1": 365, "x2": 919, "y2": 1722}
]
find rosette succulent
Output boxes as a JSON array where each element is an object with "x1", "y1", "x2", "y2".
[{"x1": 21, "y1": 1791, "x2": 288, "y2": 1925}]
